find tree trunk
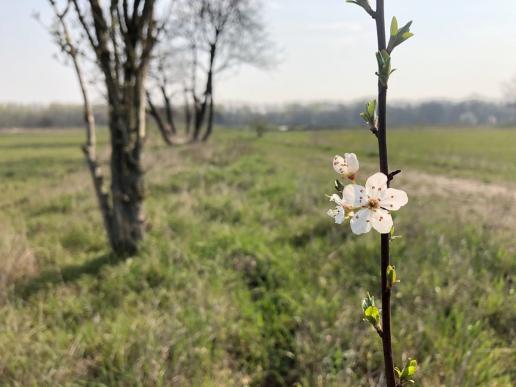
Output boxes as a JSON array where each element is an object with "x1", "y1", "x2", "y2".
[
  {"x1": 183, "y1": 87, "x2": 192, "y2": 135},
  {"x1": 202, "y1": 92, "x2": 214, "y2": 142},
  {"x1": 192, "y1": 94, "x2": 204, "y2": 141},
  {"x1": 192, "y1": 104, "x2": 205, "y2": 141},
  {"x1": 193, "y1": 43, "x2": 216, "y2": 142},
  {"x1": 68, "y1": 0, "x2": 157, "y2": 255},
  {"x1": 109, "y1": 116, "x2": 145, "y2": 255},
  {"x1": 161, "y1": 85, "x2": 176, "y2": 134}
]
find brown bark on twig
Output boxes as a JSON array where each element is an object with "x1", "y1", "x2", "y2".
[{"x1": 374, "y1": 1, "x2": 396, "y2": 386}]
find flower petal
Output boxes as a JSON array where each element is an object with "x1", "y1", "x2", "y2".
[
  {"x1": 380, "y1": 188, "x2": 408, "y2": 211},
  {"x1": 329, "y1": 193, "x2": 346, "y2": 208},
  {"x1": 327, "y1": 207, "x2": 345, "y2": 224},
  {"x1": 344, "y1": 153, "x2": 359, "y2": 174},
  {"x1": 342, "y1": 184, "x2": 367, "y2": 207},
  {"x1": 333, "y1": 155, "x2": 347, "y2": 175},
  {"x1": 365, "y1": 172, "x2": 388, "y2": 199},
  {"x1": 350, "y1": 208, "x2": 372, "y2": 235},
  {"x1": 370, "y1": 209, "x2": 393, "y2": 234}
]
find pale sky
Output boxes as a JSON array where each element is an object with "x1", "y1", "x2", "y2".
[{"x1": 1, "y1": 0, "x2": 515, "y2": 104}]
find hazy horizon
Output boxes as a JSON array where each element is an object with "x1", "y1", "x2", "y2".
[{"x1": 1, "y1": 0, "x2": 515, "y2": 105}]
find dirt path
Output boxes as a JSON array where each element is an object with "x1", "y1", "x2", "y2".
[
  {"x1": 401, "y1": 170, "x2": 516, "y2": 200},
  {"x1": 395, "y1": 169, "x2": 516, "y2": 237}
]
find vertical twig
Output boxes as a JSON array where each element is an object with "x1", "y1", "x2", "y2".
[{"x1": 374, "y1": 1, "x2": 396, "y2": 386}]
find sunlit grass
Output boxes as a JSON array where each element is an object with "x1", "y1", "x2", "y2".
[{"x1": 0, "y1": 127, "x2": 514, "y2": 385}]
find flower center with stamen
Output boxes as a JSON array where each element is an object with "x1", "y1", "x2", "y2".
[{"x1": 368, "y1": 198, "x2": 380, "y2": 209}]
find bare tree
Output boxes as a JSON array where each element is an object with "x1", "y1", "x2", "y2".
[
  {"x1": 46, "y1": 0, "x2": 162, "y2": 255},
  {"x1": 148, "y1": 0, "x2": 273, "y2": 143}
]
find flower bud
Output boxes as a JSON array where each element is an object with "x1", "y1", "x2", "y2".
[
  {"x1": 386, "y1": 265, "x2": 397, "y2": 289},
  {"x1": 333, "y1": 153, "x2": 359, "y2": 180}
]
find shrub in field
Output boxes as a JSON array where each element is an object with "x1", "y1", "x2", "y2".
[{"x1": 327, "y1": 1, "x2": 416, "y2": 385}]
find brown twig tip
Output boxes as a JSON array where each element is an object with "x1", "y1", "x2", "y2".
[{"x1": 370, "y1": 126, "x2": 379, "y2": 137}]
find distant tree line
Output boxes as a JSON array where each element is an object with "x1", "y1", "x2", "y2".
[
  {"x1": 2, "y1": 99, "x2": 514, "y2": 130},
  {"x1": 220, "y1": 100, "x2": 516, "y2": 129},
  {"x1": 0, "y1": 103, "x2": 108, "y2": 129}
]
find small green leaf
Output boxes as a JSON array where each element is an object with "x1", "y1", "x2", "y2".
[
  {"x1": 376, "y1": 50, "x2": 392, "y2": 87},
  {"x1": 400, "y1": 358, "x2": 418, "y2": 380},
  {"x1": 386, "y1": 265, "x2": 397, "y2": 289},
  {"x1": 361, "y1": 292, "x2": 376, "y2": 311},
  {"x1": 406, "y1": 360, "x2": 417, "y2": 376},
  {"x1": 387, "y1": 19, "x2": 414, "y2": 53},
  {"x1": 390, "y1": 16, "x2": 398, "y2": 36},
  {"x1": 367, "y1": 99, "x2": 376, "y2": 117},
  {"x1": 360, "y1": 99, "x2": 377, "y2": 127},
  {"x1": 402, "y1": 31, "x2": 414, "y2": 40},
  {"x1": 364, "y1": 305, "x2": 380, "y2": 326}
]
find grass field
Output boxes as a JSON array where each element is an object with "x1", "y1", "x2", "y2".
[{"x1": 0, "y1": 127, "x2": 515, "y2": 386}]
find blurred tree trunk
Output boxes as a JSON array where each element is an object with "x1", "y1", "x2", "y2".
[
  {"x1": 161, "y1": 86, "x2": 176, "y2": 134},
  {"x1": 192, "y1": 93, "x2": 204, "y2": 141},
  {"x1": 202, "y1": 92, "x2": 214, "y2": 142},
  {"x1": 183, "y1": 86, "x2": 192, "y2": 135},
  {"x1": 70, "y1": 0, "x2": 158, "y2": 255},
  {"x1": 193, "y1": 42, "x2": 216, "y2": 141}
]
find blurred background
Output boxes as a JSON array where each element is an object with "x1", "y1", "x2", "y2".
[{"x1": 0, "y1": 0, "x2": 514, "y2": 386}]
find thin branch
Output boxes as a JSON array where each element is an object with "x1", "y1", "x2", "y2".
[
  {"x1": 146, "y1": 91, "x2": 174, "y2": 145},
  {"x1": 70, "y1": 0, "x2": 98, "y2": 52},
  {"x1": 374, "y1": 0, "x2": 396, "y2": 386},
  {"x1": 387, "y1": 169, "x2": 401, "y2": 183}
]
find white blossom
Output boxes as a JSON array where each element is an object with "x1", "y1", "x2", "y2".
[
  {"x1": 333, "y1": 153, "x2": 359, "y2": 180},
  {"x1": 327, "y1": 172, "x2": 408, "y2": 235}
]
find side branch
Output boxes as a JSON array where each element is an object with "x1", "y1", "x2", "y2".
[
  {"x1": 387, "y1": 169, "x2": 401, "y2": 183},
  {"x1": 146, "y1": 91, "x2": 175, "y2": 146},
  {"x1": 348, "y1": 0, "x2": 376, "y2": 19},
  {"x1": 82, "y1": 145, "x2": 115, "y2": 246}
]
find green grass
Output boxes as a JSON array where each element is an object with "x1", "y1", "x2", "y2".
[{"x1": 0, "y1": 127, "x2": 514, "y2": 386}]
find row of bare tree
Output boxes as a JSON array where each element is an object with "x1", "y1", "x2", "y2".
[
  {"x1": 45, "y1": 0, "x2": 271, "y2": 255},
  {"x1": 146, "y1": 0, "x2": 272, "y2": 144}
]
